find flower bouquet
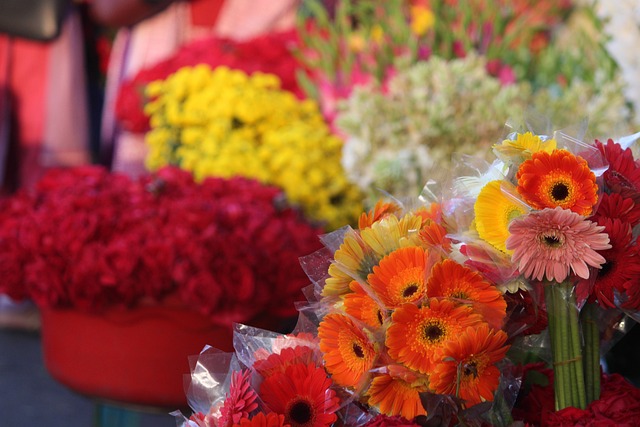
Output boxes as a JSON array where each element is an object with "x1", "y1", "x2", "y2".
[
  {"x1": 166, "y1": 122, "x2": 640, "y2": 426},
  {"x1": 0, "y1": 165, "x2": 326, "y2": 407}
]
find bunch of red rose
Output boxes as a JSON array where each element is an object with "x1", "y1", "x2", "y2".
[
  {"x1": 0, "y1": 166, "x2": 322, "y2": 325},
  {"x1": 513, "y1": 363, "x2": 640, "y2": 426},
  {"x1": 115, "y1": 29, "x2": 304, "y2": 133}
]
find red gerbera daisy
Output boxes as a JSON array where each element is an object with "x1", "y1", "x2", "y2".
[
  {"x1": 259, "y1": 362, "x2": 340, "y2": 427},
  {"x1": 594, "y1": 139, "x2": 640, "y2": 201},
  {"x1": 219, "y1": 369, "x2": 259, "y2": 427},
  {"x1": 592, "y1": 192, "x2": 640, "y2": 228},
  {"x1": 587, "y1": 217, "x2": 640, "y2": 310},
  {"x1": 516, "y1": 149, "x2": 598, "y2": 216},
  {"x1": 232, "y1": 412, "x2": 289, "y2": 427},
  {"x1": 429, "y1": 324, "x2": 510, "y2": 406},
  {"x1": 253, "y1": 346, "x2": 319, "y2": 379}
]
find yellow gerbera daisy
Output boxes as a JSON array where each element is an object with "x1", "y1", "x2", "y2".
[
  {"x1": 360, "y1": 214, "x2": 423, "y2": 258},
  {"x1": 492, "y1": 132, "x2": 556, "y2": 163},
  {"x1": 323, "y1": 231, "x2": 378, "y2": 297},
  {"x1": 474, "y1": 180, "x2": 528, "y2": 253}
]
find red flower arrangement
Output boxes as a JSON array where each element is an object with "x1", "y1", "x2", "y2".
[
  {"x1": 115, "y1": 29, "x2": 304, "y2": 133},
  {"x1": 0, "y1": 166, "x2": 323, "y2": 325}
]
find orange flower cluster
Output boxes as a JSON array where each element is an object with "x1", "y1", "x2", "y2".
[{"x1": 317, "y1": 201, "x2": 510, "y2": 419}]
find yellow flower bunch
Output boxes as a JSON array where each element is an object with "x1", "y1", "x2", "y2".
[{"x1": 144, "y1": 64, "x2": 363, "y2": 230}]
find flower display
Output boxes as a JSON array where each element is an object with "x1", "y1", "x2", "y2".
[
  {"x1": 0, "y1": 166, "x2": 323, "y2": 324},
  {"x1": 114, "y1": 29, "x2": 304, "y2": 134},
  {"x1": 144, "y1": 65, "x2": 363, "y2": 230},
  {"x1": 298, "y1": 0, "x2": 633, "y2": 204}
]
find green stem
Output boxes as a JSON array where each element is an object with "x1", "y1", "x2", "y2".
[
  {"x1": 545, "y1": 281, "x2": 586, "y2": 411},
  {"x1": 565, "y1": 282, "x2": 586, "y2": 409},
  {"x1": 581, "y1": 302, "x2": 601, "y2": 404}
]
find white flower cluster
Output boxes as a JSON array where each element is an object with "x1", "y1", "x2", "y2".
[{"x1": 590, "y1": 0, "x2": 640, "y2": 125}]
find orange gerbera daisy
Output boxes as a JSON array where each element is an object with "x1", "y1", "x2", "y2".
[
  {"x1": 366, "y1": 373, "x2": 428, "y2": 419},
  {"x1": 318, "y1": 313, "x2": 377, "y2": 387},
  {"x1": 429, "y1": 324, "x2": 510, "y2": 407},
  {"x1": 426, "y1": 259, "x2": 507, "y2": 329},
  {"x1": 367, "y1": 246, "x2": 428, "y2": 309},
  {"x1": 232, "y1": 412, "x2": 288, "y2": 427},
  {"x1": 323, "y1": 231, "x2": 378, "y2": 296},
  {"x1": 259, "y1": 363, "x2": 339, "y2": 427},
  {"x1": 344, "y1": 281, "x2": 387, "y2": 329},
  {"x1": 417, "y1": 219, "x2": 452, "y2": 252},
  {"x1": 359, "y1": 200, "x2": 403, "y2": 229},
  {"x1": 385, "y1": 299, "x2": 483, "y2": 374},
  {"x1": 516, "y1": 149, "x2": 598, "y2": 216}
]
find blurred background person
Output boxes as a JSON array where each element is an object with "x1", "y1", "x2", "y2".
[{"x1": 89, "y1": 0, "x2": 299, "y2": 176}]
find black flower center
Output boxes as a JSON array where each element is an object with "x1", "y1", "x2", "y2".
[
  {"x1": 424, "y1": 324, "x2": 444, "y2": 342},
  {"x1": 551, "y1": 182, "x2": 570, "y2": 201},
  {"x1": 352, "y1": 342, "x2": 365, "y2": 358},
  {"x1": 463, "y1": 361, "x2": 479, "y2": 378},
  {"x1": 599, "y1": 260, "x2": 613, "y2": 277},
  {"x1": 403, "y1": 284, "x2": 419, "y2": 298},
  {"x1": 542, "y1": 233, "x2": 563, "y2": 248},
  {"x1": 289, "y1": 400, "x2": 313, "y2": 426}
]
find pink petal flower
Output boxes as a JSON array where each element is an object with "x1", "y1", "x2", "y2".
[{"x1": 506, "y1": 207, "x2": 611, "y2": 283}]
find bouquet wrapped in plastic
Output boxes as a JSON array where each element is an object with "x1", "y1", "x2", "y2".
[{"x1": 170, "y1": 120, "x2": 640, "y2": 426}]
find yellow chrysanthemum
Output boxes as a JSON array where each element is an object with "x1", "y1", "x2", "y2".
[
  {"x1": 474, "y1": 180, "x2": 528, "y2": 253},
  {"x1": 492, "y1": 132, "x2": 557, "y2": 163},
  {"x1": 144, "y1": 65, "x2": 364, "y2": 230}
]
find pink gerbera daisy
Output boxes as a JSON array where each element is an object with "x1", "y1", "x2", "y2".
[
  {"x1": 219, "y1": 369, "x2": 260, "y2": 427},
  {"x1": 505, "y1": 207, "x2": 611, "y2": 282}
]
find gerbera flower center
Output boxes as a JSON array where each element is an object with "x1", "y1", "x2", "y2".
[
  {"x1": 550, "y1": 182, "x2": 570, "y2": 202},
  {"x1": 423, "y1": 321, "x2": 445, "y2": 343},
  {"x1": 599, "y1": 260, "x2": 613, "y2": 277},
  {"x1": 352, "y1": 342, "x2": 365, "y2": 358},
  {"x1": 403, "y1": 284, "x2": 419, "y2": 297},
  {"x1": 540, "y1": 231, "x2": 564, "y2": 248},
  {"x1": 451, "y1": 291, "x2": 469, "y2": 300},
  {"x1": 288, "y1": 399, "x2": 314, "y2": 426},
  {"x1": 463, "y1": 361, "x2": 479, "y2": 379}
]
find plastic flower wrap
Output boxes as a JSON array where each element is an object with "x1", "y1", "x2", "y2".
[
  {"x1": 429, "y1": 121, "x2": 640, "y2": 414},
  {"x1": 177, "y1": 197, "x2": 532, "y2": 426},
  {"x1": 144, "y1": 65, "x2": 363, "y2": 230},
  {"x1": 173, "y1": 127, "x2": 640, "y2": 425},
  {"x1": 0, "y1": 166, "x2": 323, "y2": 325}
]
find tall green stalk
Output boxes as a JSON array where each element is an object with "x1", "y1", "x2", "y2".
[
  {"x1": 581, "y1": 302, "x2": 601, "y2": 404},
  {"x1": 545, "y1": 281, "x2": 586, "y2": 411}
]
